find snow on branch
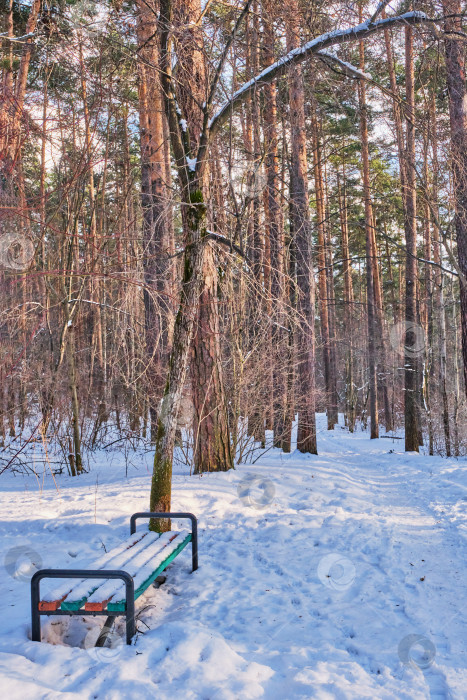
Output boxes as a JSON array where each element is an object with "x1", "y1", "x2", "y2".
[
  {"x1": 316, "y1": 50, "x2": 410, "y2": 107},
  {"x1": 316, "y1": 50, "x2": 372, "y2": 81},
  {"x1": 205, "y1": 231, "x2": 250, "y2": 261},
  {"x1": 0, "y1": 31, "x2": 35, "y2": 42},
  {"x1": 209, "y1": 11, "x2": 433, "y2": 134}
]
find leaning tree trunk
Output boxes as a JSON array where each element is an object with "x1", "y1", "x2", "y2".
[
  {"x1": 149, "y1": 187, "x2": 209, "y2": 529},
  {"x1": 150, "y1": 0, "x2": 235, "y2": 529}
]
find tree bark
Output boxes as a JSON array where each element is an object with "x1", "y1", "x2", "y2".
[
  {"x1": 442, "y1": 0, "x2": 467, "y2": 396},
  {"x1": 191, "y1": 241, "x2": 233, "y2": 472},
  {"x1": 357, "y1": 38, "x2": 379, "y2": 439},
  {"x1": 149, "y1": 188, "x2": 209, "y2": 528},
  {"x1": 338, "y1": 171, "x2": 356, "y2": 431},
  {"x1": 262, "y1": 1, "x2": 287, "y2": 443},
  {"x1": 174, "y1": 0, "x2": 232, "y2": 473},
  {"x1": 430, "y1": 95, "x2": 451, "y2": 455},
  {"x1": 403, "y1": 25, "x2": 420, "y2": 451},
  {"x1": 311, "y1": 104, "x2": 337, "y2": 429},
  {"x1": 136, "y1": 0, "x2": 173, "y2": 440},
  {"x1": 287, "y1": 8, "x2": 317, "y2": 453}
]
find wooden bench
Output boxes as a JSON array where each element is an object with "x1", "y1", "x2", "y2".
[{"x1": 31, "y1": 512, "x2": 198, "y2": 645}]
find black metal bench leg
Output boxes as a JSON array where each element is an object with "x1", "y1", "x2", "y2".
[
  {"x1": 191, "y1": 519, "x2": 198, "y2": 572},
  {"x1": 31, "y1": 572, "x2": 41, "y2": 642},
  {"x1": 125, "y1": 578, "x2": 135, "y2": 645},
  {"x1": 96, "y1": 616, "x2": 117, "y2": 647}
]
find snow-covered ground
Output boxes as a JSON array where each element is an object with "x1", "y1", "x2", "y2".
[{"x1": 0, "y1": 415, "x2": 466, "y2": 699}]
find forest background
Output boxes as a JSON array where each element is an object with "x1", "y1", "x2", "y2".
[{"x1": 1, "y1": 0, "x2": 466, "y2": 508}]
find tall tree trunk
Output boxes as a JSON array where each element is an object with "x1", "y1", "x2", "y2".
[
  {"x1": 442, "y1": 0, "x2": 467, "y2": 396},
  {"x1": 283, "y1": 183, "x2": 295, "y2": 454},
  {"x1": 338, "y1": 171, "x2": 356, "y2": 431},
  {"x1": 174, "y1": 0, "x2": 232, "y2": 473},
  {"x1": 287, "y1": 6, "x2": 317, "y2": 453},
  {"x1": 3, "y1": 0, "x2": 41, "y2": 167},
  {"x1": 430, "y1": 95, "x2": 451, "y2": 455},
  {"x1": 191, "y1": 240, "x2": 232, "y2": 472},
  {"x1": 323, "y1": 164, "x2": 340, "y2": 426},
  {"x1": 422, "y1": 121, "x2": 434, "y2": 454},
  {"x1": 357, "y1": 39, "x2": 379, "y2": 439},
  {"x1": 311, "y1": 103, "x2": 337, "y2": 429},
  {"x1": 384, "y1": 9, "x2": 421, "y2": 439},
  {"x1": 403, "y1": 25, "x2": 420, "y2": 451},
  {"x1": 246, "y1": 6, "x2": 266, "y2": 446},
  {"x1": 262, "y1": 1, "x2": 288, "y2": 444},
  {"x1": 451, "y1": 280, "x2": 461, "y2": 456},
  {"x1": 136, "y1": 0, "x2": 173, "y2": 440},
  {"x1": 359, "y1": 22, "x2": 392, "y2": 433}
]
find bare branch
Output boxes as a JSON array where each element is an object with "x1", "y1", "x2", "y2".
[
  {"x1": 204, "y1": 0, "x2": 255, "y2": 118},
  {"x1": 159, "y1": 0, "x2": 190, "y2": 189},
  {"x1": 369, "y1": 0, "x2": 393, "y2": 26},
  {"x1": 197, "y1": 0, "x2": 254, "y2": 176},
  {"x1": 209, "y1": 11, "x2": 434, "y2": 134}
]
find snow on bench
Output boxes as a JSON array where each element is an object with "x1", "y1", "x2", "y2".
[
  {"x1": 39, "y1": 531, "x2": 159, "y2": 611},
  {"x1": 91, "y1": 531, "x2": 191, "y2": 612},
  {"x1": 31, "y1": 512, "x2": 198, "y2": 646},
  {"x1": 39, "y1": 530, "x2": 190, "y2": 612}
]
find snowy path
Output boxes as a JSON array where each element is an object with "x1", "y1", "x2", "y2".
[{"x1": 0, "y1": 416, "x2": 466, "y2": 699}]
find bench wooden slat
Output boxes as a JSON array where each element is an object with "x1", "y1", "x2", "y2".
[
  {"x1": 84, "y1": 531, "x2": 188, "y2": 610},
  {"x1": 39, "y1": 595, "x2": 68, "y2": 613}
]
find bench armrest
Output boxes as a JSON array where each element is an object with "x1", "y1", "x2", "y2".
[
  {"x1": 31, "y1": 569, "x2": 135, "y2": 644},
  {"x1": 130, "y1": 512, "x2": 198, "y2": 571}
]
